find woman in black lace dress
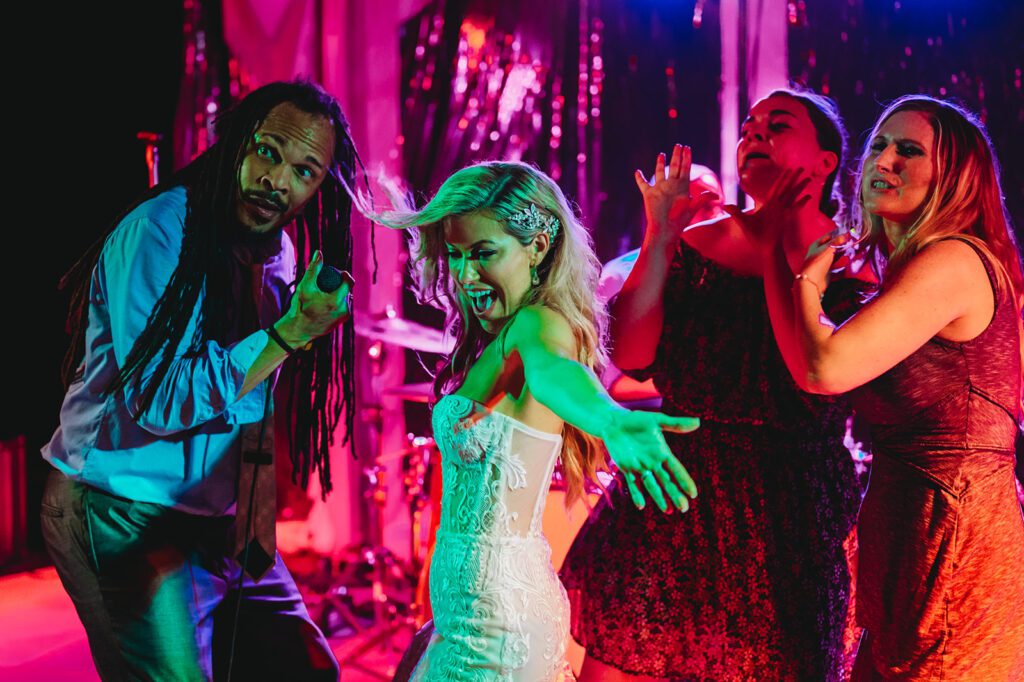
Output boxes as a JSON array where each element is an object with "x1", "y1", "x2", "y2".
[{"x1": 561, "y1": 90, "x2": 863, "y2": 681}]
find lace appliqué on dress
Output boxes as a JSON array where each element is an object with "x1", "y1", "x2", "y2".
[{"x1": 411, "y1": 395, "x2": 574, "y2": 681}]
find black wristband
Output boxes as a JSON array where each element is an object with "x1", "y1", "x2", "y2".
[{"x1": 266, "y1": 325, "x2": 297, "y2": 355}]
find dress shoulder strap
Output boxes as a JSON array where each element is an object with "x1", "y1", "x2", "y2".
[{"x1": 937, "y1": 235, "x2": 1003, "y2": 305}]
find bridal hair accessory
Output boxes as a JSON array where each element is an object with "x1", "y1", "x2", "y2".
[{"x1": 508, "y1": 203, "x2": 560, "y2": 239}]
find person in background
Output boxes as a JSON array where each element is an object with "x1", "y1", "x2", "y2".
[{"x1": 596, "y1": 163, "x2": 725, "y2": 403}]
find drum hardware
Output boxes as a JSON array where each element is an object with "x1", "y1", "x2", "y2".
[
  {"x1": 383, "y1": 382, "x2": 434, "y2": 405},
  {"x1": 354, "y1": 305, "x2": 453, "y2": 355},
  {"x1": 326, "y1": 339, "x2": 415, "y2": 678},
  {"x1": 402, "y1": 436, "x2": 436, "y2": 574},
  {"x1": 328, "y1": 325, "x2": 446, "y2": 677},
  {"x1": 329, "y1": 432, "x2": 439, "y2": 677},
  {"x1": 137, "y1": 131, "x2": 162, "y2": 188}
]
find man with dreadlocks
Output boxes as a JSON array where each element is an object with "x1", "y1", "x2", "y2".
[{"x1": 39, "y1": 80, "x2": 362, "y2": 681}]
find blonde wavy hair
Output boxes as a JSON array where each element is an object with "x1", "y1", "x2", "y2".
[
  {"x1": 374, "y1": 161, "x2": 609, "y2": 505},
  {"x1": 851, "y1": 95, "x2": 1024, "y2": 371}
]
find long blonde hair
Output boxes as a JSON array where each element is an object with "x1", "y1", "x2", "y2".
[
  {"x1": 852, "y1": 95, "x2": 1024, "y2": 367},
  {"x1": 376, "y1": 161, "x2": 609, "y2": 505}
]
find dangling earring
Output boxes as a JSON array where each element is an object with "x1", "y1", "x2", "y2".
[{"x1": 531, "y1": 265, "x2": 540, "y2": 286}]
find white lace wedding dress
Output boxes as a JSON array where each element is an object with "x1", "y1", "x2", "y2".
[{"x1": 409, "y1": 394, "x2": 576, "y2": 681}]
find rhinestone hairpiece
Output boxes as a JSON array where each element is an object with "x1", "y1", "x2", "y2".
[{"x1": 507, "y1": 203, "x2": 560, "y2": 239}]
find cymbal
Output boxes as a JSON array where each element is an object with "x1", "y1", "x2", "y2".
[
  {"x1": 354, "y1": 316, "x2": 453, "y2": 354},
  {"x1": 384, "y1": 382, "x2": 434, "y2": 403}
]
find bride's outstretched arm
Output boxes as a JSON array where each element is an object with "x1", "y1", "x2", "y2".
[{"x1": 505, "y1": 304, "x2": 700, "y2": 513}]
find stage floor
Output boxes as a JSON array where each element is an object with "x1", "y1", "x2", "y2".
[{"x1": 0, "y1": 565, "x2": 411, "y2": 681}]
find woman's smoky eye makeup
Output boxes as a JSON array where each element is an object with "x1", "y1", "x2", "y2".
[
  {"x1": 898, "y1": 143, "x2": 925, "y2": 157},
  {"x1": 869, "y1": 136, "x2": 925, "y2": 158}
]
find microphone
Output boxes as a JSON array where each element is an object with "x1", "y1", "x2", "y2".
[{"x1": 316, "y1": 265, "x2": 346, "y2": 293}]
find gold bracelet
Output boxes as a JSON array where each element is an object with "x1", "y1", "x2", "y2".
[{"x1": 793, "y1": 273, "x2": 823, "y2": 299}]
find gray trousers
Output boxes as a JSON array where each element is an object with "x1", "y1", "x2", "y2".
[{"x1": 40, "y1": 468, "x2": 339, "y2": 682}]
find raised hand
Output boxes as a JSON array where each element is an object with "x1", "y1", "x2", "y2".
[
  {"x1": 799, "y1": 229, "x2": 850, "y2": 294},
  {"x1": 722, "y1": 167, "x2": 815, "y2": 252},
  {"x1": 635, "y1": 144, "x2": 719, "y2": 250},
  {"x1": 601, "y1": 409, "x2": 700, "y2": 513}
]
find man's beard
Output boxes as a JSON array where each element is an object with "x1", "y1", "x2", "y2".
[{"x1": 233, "y1": 188, "x2": 290, "y2": 245}]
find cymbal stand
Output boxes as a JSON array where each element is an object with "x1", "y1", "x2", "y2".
[
  {"x1": 334, "y1": 342, "x2": 417, "y2": 679},
  {"x1": 403, "y1": 435, "x2": 435, "y2": 578}
]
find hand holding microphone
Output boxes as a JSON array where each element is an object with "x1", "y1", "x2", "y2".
[
  {"x1": 274, "y1": 251, "x2": 354, "y2": 351},
  {"x1": 315, "y1": 262, "x2": 350, "y2": 294}
]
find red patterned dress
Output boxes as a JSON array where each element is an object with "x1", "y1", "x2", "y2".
[
  {"x1": 560, "y1": 241, "x2": 863, "y2": 680},
  {"x1": 849, "y1": 240, "x2": 1024, "y2": 680}
]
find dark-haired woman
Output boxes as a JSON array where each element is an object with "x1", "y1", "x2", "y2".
[{"x1": 561, "y1": 90, "x2": 863, "y2": 681}]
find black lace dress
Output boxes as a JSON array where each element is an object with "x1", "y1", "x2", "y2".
[{"x1": 560, "y1": 240, "x2": 863, "y2": 681}]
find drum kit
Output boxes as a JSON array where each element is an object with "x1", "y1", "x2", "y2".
[
  {"x1": 300, "y1": 310, "x2": 449, "y2": 678},
  {"x1": 304, "y1": 260, "x2": 661, "y2": 677}
]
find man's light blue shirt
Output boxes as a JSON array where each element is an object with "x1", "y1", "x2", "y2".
[{"x1": 43, "y1": 186, "x2": 296, "y2": 515}]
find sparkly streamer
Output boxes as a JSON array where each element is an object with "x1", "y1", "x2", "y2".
[
  {"x1": 788, "y1": 0, "x2": 1024, "y2": 231},
  {"x1": 173, "y1": 0, "x2": 249, "y2": 167},
  {"x1": 398, "y1": 0, "x2": 601, "y2": 221}
]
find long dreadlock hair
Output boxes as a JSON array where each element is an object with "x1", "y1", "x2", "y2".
[{"x1": 60, "y1": 80, "x2": 369, "y2": 495}]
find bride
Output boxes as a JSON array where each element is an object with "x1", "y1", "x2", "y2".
[{"x1": 375, "y1": 161, "x2": 703, "y2": 681}]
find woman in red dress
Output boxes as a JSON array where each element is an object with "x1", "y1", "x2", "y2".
[{"x1": 761, "y1": 95, "x2": 1024, "y2": 679}]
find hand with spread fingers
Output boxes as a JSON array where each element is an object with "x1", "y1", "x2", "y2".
[
  {"x1": 600, "y1": 409, "x2": 700, "y2": 513},
  {"x1": 635, "y1": 143, "x2": 720, "y2": 250},
  {"x1": 722, "y1": 167, "x2": 818, "y2": 251}
]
